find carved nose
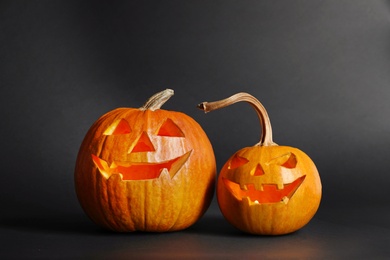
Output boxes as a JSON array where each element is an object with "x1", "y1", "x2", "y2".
[
  {"x1": 253, "y1": 164, "x2": 265, "y2": 176},
  {"x1": 130, "y1": 132, "x2": 155, "y2": 153}
]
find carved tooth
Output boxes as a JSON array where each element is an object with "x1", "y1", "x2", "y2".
[
  {"x1": 159, "y1": 168, "x2": 171, "y2": 180},
  {"x1": 254, "y1": 200, "x2": 260, "y2": 205},
  {"x1": 282, "y1": 196, "x2": 289, "y2": 204},
  {"x1": 240, "y1": 183, "x2": 248, "y2": 191},
  {"x1": 110, "y1": 161, "x2": 118, "y2": 169},
  {"x1": 277, "y1": 183, "x2": 284, "y2": 190},
  {"x1": 254, "y1": 182, "x2": 263, "y2": 191}
]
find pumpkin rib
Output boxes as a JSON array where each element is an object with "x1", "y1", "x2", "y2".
[
  {"x1": 173, "y1": 116, "x2": 215, "y2": 231},
  {"x1": 169, "y1": 115, "x2": 189, "y2": 230},
  {"x1": 106, "y1": 179, "x2": 122, "y2": 230},
  {"x1": 153, "y1": 181, "x2": 165, "y2": 231},
  {"x1": 125, "y1": 185, "x2": 136, "y2": 231},
  {"x1": 170, "y1": 165, "x2": 189, "y2": 231},
  {"x1": 147, "y1": 111, "x2": 178, "y2": 231},
  {"x1": 97, "y1": 174, "x2": 114, "y2": 230}
]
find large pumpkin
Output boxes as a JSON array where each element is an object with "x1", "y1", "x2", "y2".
[
  {"x1": 198, "y1": 92, "x2": 321, "y2": 235},
  {"x1": 75, "y1": 89, "x2": 216, "y2": 232}
]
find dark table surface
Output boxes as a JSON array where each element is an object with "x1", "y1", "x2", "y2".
[{"x1": 1, "y1": 201, "x2": 389, "y2": 259}]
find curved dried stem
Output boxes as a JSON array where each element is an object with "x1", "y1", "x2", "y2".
[
  {"x1": 140, "y1": 89, "x2": 174, "y2": 111},
  {"x1": 198, "y1": 92, "x2": 276, "y2": 146}
]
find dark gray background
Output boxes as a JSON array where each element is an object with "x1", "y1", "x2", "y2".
[{"x1": 1, "y1": 0, "x2": 390, "y2": 258}]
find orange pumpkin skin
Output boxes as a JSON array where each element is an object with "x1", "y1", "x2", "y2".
[
  {"x1": 217, "y1": 145, "x2": 321, "y2": 235},
  {"x1": 75, "y1": 91, "x2": 216, "y2": 232},
  {"x1": 199, "y1": 92, "x2": 322, "y2": 235}
]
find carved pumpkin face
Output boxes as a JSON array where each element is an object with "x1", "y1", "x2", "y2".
[
  {"x1": 217, "y1": 145, "x2": 321, "y2": 235},
  {"x1": 222, "y1": 149, "x2": 305, "y2": 205},
  {"x1": 91, "y1": 117, "x2": 192, "y2": 181},
  {"x1": 75, "y1": 90, "x2": 216, "y2": 232}
]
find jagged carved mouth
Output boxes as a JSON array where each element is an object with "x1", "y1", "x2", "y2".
[
  {"x1": 223, "y1": 175, "x2": 306, "y2": 205},
  {"x1": 92, "y1": 151, "x2": 192, "y2": 181}
]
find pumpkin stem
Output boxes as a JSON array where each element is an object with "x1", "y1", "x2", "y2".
[
  {"x1": 198, "y1": 92, "x2": 276, "y2": 146},
  {"x1": 140, "y1": 89, "x2": 174, "y2": 111}
]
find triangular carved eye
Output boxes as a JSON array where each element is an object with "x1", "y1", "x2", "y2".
[
  {"x1": 103, "y1": 119, "x2": 132, "y2": 135},
  {"x1": 268, "y1": 152, "x2": 297, "y2": 169},
  {"x1": 281, "y1": 153, "x2": 297, "y2": 168},
  {"x1": 157, "y1": 119, "x2": 185, "y2": 137},
  {"x1": 228, "y1": 154, "x2": 249, "y2": 170}
]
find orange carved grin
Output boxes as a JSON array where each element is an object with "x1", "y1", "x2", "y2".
[
  {"x1": 92, "y1": 151, "x2": 192, "y2": 181},
  {"x1": 223, "y1": 175, "x2": 306, "y2": 205}
]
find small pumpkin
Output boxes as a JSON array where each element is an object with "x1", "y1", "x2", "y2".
[
  {"x1": 75, "y1": 89, "x2": 216, "y2": 232},
  {"x1": 198, "y1": 93, "x2": 321, "y2": 235}
]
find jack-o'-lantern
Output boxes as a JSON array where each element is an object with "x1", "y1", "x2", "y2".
[
  {"x1": 75, "y1": 89, "x2": 216, "y2": 232},
  {"x1": 198, "y1": 93, "x2": 321, "y2": 235}
]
